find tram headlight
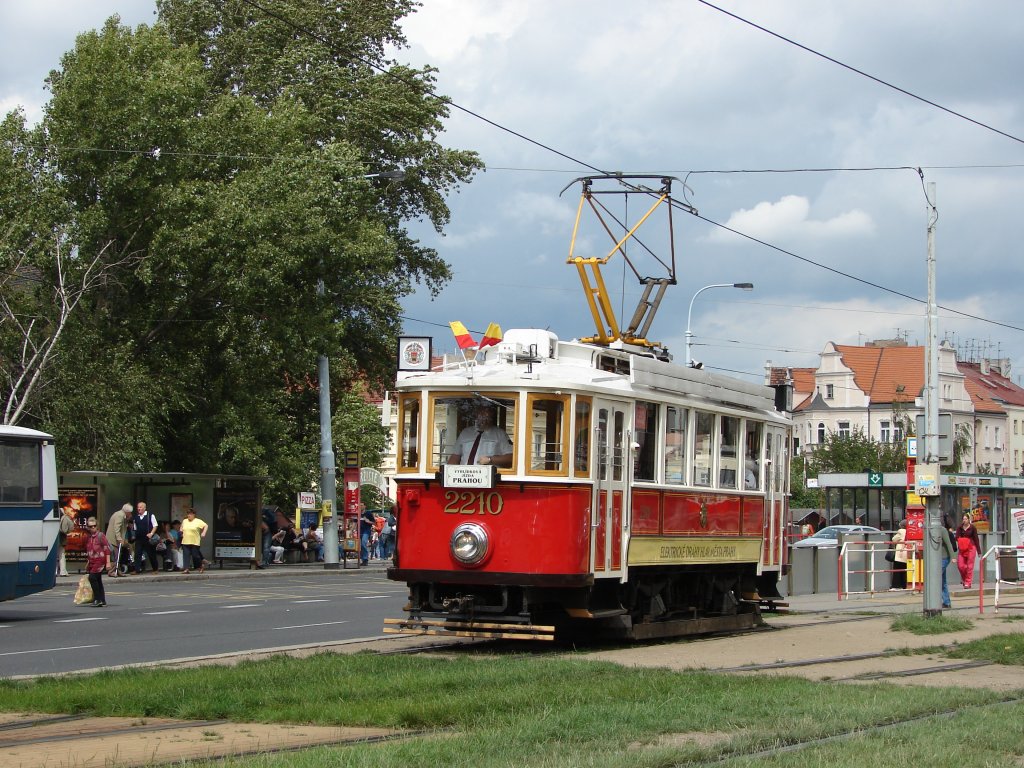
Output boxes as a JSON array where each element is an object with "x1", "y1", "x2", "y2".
[{"x1": 450, "y1": 523, "x2": 489, "y2": 566}]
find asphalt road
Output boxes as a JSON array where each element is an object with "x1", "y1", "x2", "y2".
[{"x1": 0, "y1": 567, "x2": 408, "y2": 677}]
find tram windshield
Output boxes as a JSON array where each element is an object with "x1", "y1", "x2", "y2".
[{"x1": 432, "y1": 395, "x2": 517, "y2": 470}]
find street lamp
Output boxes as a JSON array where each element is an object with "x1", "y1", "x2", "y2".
[
  {"x1": 320, "y1": 169, "x2": 405, "y2": 569},
  {"x1": 684, "y1": 282, "x2": 754, "y2": 368}
]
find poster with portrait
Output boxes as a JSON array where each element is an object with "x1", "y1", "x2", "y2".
[
  {"x1": 212, "y1": 488, "x2": 259, "y2": 559},
  {"x1": 58, "y1": 487, "x2": 98, "y2": 558}
]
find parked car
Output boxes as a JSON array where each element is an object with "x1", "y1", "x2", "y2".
[{"x1": 792, "y1": 524, "x2": 882, "y2": 549}]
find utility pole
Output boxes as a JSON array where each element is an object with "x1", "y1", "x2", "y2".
[{"x1": 922, "y1": 182, "x2": 943, "y2": 616}]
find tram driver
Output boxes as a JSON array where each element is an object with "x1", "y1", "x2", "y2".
[{"x1": 448, "y1": 403, "x2": 513, "y2": 467}]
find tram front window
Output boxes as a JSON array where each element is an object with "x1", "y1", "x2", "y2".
[{"x1": 433, "y1": 395, "x2": 516, "y2": 469}]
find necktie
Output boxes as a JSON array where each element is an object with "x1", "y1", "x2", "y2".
[{"x1": 466, "y1": 430, "x2": 483, "y2": 464}]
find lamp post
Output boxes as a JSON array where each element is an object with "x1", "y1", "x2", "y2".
[
  {"x1": 684, "y1": 282, "x2": 754, "y2": 367},
  {"x1": 320, "y1": 170, "x2": 405, "y2": 569}
]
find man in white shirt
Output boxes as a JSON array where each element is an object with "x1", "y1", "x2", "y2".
[{"x1": 448, "y1": 404, "x2": 513, "y2": 467}]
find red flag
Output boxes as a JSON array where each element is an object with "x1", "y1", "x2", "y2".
[
  {"x1": 479, "y1": 323, "x2": 503, "y2": 348},
  {"x1": 449, "y1": 321, "x2": 475, "y2": 350}
]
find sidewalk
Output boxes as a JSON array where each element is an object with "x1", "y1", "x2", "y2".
[{"x1": 54, "y1": 557, "x2": 393, "y2": 587}]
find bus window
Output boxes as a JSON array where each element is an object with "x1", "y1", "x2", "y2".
[
  {"x1": 431, "y1": 395, "x2": 516, "y2": 470},
  {"x1": 692, "y1": 411, "x2": 715, "y2": 487},
  {"x1": 398, "y1": 394, "x2": 421, "y2": 471},
  {"x1": 527, "y1": 394, "x2": 568, "y2": 475},
  {"x1": 0, "y1": 440, "x2": 41, "y2": 503},
  {"x1": 664, "y1": 406, "x2": 687, "y2": 485},
  {"x1": 744, "y1": 421, "x2": 763, "y2": 490},
  {"x1": 719, "y1": 416, "x2": 739, "y2": 489},
  {"x1": 633, "y1": 401, "x2": 657, "y2": 482},
  {"x1": 574, "y1": 397, "x2": 591, "y2": 477}
]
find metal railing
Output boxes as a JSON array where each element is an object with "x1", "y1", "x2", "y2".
[{"x1": 837, "y1": 540, "x2": 922, "y2": 599}]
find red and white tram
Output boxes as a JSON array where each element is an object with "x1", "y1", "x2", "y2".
[{"x1": 385, "y1": 176, "x2": 792, "y2": 640}]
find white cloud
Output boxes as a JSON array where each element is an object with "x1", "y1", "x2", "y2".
[{"x1": 706, "y1": 195, "x2": 874, "y2": 244}]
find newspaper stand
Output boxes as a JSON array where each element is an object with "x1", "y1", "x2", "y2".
[{"x1": 978, "y1": 545, "x2": 1024, "y2": 614}]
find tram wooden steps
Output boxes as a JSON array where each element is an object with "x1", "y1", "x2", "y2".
[{"x1": 383, "y1": 617, "x2": 556, "y2": 641}]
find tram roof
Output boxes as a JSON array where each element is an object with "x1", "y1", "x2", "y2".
[{"x1": 399, "y1": 329, "x2": 786, "y2": 418}]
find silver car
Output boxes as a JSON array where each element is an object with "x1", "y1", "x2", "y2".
[{"x1": 792, "y1": 524, "x2": 882, "y2": 549}]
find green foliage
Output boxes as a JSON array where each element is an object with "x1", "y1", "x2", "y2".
[
  {"x1": 807, "y1": 426, "x2": 905, "y2": 475},
  {"x1": 2, "y1": 4, "x2": 482, "y2": 501},
  {"x1": 946, "y1": 632, "x2": 1024, "y2": 666},
  {"x1": 789, "y1": 454, "x2": 822, "y2": 508}
]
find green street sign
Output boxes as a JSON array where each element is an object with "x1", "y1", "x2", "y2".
[{"x1": 867, "y1": 471, "x2": 883, "y2": 488}]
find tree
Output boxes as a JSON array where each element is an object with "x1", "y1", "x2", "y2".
[
  {"x1": 806, "y1": 427, "x2": 906, "y2": 475},
  {"x1": 6, "y1": 4, "x2": 481, "y2": 505}
]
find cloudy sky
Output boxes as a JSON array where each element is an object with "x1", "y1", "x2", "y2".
[{"x1": 3, "y1": 1, "x2": 1023, "y2": 381}]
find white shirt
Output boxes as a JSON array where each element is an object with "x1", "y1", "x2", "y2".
[{"x1": 450, "y1": 425, "x2": 512, "y2": 465}]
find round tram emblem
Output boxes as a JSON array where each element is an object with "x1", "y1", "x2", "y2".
[{"x1": 403, "y1": 341, "x2": 426, "y2": 367}]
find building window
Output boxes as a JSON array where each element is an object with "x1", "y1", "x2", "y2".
[
  {"x1": 817, "y1": 423, "x2": 825, "y2": 443},
  {"x1": 880, "y1": 420, "x2": 891, "y2": 443},
  {"x1": 1015, "y1": 419, "x2": 1019, "y2": 436},
  {"x1": 984, "y1": 425, "x2": 990, "y2": 449},
  {"x1": 995, "y1": 426, "x2": 1002, "y2": 450},
  {"x1": 838, "y1": 421, "x2": 851, "y2": 438},
  {"x1": 942, "y1": 384, "x2": 952, "y2": 401},
  {"x1": 826, "y1": 384, "x2": 834, "y2": 399},
  {"x1": 894, "y1": 423, "x2": 904, "y2": 443}
]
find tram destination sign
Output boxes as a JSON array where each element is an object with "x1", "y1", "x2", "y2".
[{"x1": 443, "y1": 465, "x2": 497, "y2": 489}]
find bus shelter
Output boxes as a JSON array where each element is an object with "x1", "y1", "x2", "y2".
[{"x1": 57, "y1": 470, "x2": 264, "y2": 570}]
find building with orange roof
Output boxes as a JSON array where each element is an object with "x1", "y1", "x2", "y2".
[{"x1": 775, "y1": 339, "x2": 1015, "y2": 475}]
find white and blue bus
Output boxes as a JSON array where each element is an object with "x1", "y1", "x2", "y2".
[{"x1": 0, "y1": 425, "x2": 59, "y2": 601}]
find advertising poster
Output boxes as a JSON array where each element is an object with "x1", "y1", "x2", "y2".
[
  {"x1": 213, "y1": 488, "x2": 259, "y2": 559},
  {"x1": 58, "y1": 487, "x2": 98, "y2": 558},
  {"x1": 960, "y1": 493, "x2": 992, "y2": 533}
]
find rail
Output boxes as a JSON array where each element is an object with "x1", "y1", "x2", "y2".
[
  {"x1": 977, "y1": 544, "x2": 1024, "y2": 614},
  {"x1": 837, "y1": 540, "x2": 922, "y2": 600}
]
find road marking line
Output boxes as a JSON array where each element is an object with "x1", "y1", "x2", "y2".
[
  {"x1": 224, "y1": 604, "x2": 261, "y2": 609},
  {"x1": 54, "y1": 617, "x2": 107, "y2": 623},
  {"x1": 354, "y1": 595, "x2": 390, "y2": 600},
  {"x1": 274, "y1": 621, "x2": 348, "y2": 630},
  {"x1": 0, "y1": 644, "x2": 100, "y2": 657},
  {"x1": 292, "y1": 599, "x2": 328, "y2": 604},
  {"x1": 142, "y1": 610, "x2": 190, "y2": 615}
]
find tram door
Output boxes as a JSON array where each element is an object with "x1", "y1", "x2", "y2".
[
  {"x1": 592, "y1": 400, "x2": 629, "y2": 578},
  {"x1": 763, "y1": 426, "x2": 788, "y2": 566}
]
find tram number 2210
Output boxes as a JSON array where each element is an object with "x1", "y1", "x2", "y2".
[{"x1": 443, "y1": 490, "x2": 504, "y2": 516}]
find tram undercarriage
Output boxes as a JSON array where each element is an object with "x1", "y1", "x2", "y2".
[{"x1": 384, "y1": 565, "x2": 780, "y2": 642}]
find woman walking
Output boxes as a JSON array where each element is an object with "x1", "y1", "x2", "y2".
[
  {"x1": 890, "y1": 520, "x2": 909, "y2": 590},
  {"x1": 180, "y1": 508, "x2": 209, "y2": 574},
  {"x1": 955, "y1": 513, "x2": 982, "y2": 589},
  {"x1": 84, "y1": 516, "x2": 112, "y2": 607}
]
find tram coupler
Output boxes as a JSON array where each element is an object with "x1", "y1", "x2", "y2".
[{"x1": 442, "y1": 594, "x2": 475, "y2": 613}]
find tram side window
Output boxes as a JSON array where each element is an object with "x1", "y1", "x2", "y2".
[
  {"x1": 597, "y1": 408, "x2": 609, "y2": 481},
  {"x1": 613, "y1": 410, "x2": 625, "y2": 482},
  {"x1": 574, "y1": 398, "x2": 591, "y2": 477},
  {"x1": 719, "y1": 416, "x2": 739, "y2": 489},
  {"x1": 432, "y1": 395, "x2": 516, "y2": 469},
  {"x1": 398, "y1": 395, "x2": 421, "y2": 470},
  {"x1": 528, "y1": 395, "x2": 567, "y2": 474},
  {"x1": 633, "y1": 401, "x2": 657, "y2": 481},
  {"x1": 664, "y1": 406, "x2": 687, "y2": 485},
  {"x1": 0, "y1": 441, "x2": 41, "y2": 503},
  {"x1": 692, "y1": 411, "x2": 715, "y2": 487},
  {"x1": 745, "y1": 421, "x2": 763, "y2": 490}
]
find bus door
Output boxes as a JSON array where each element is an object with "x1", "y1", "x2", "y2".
[
  {"x1": 592, "y1": 400, "x2": 629, "y2": 578},
  {"x1": 762, "y1": 425, "x2": 788, "y2": 567}
]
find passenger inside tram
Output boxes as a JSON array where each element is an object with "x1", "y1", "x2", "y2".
[{"x1": 447, "y1": 403, "x2": 514, "y2": 467}]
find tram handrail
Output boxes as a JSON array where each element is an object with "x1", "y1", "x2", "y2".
[{"x1": 977, "y1": 544, "x2": 1024, "y2": 614}]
